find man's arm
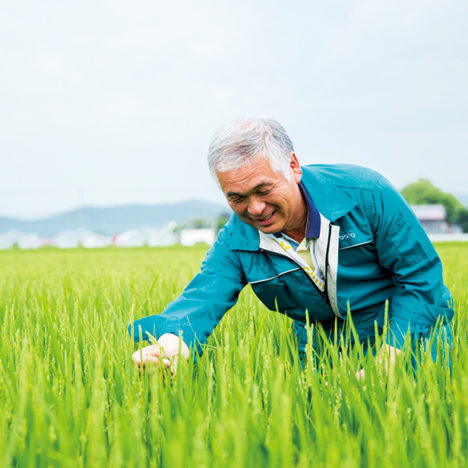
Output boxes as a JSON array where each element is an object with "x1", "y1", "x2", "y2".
[
  {"x1": 370, "y1": 175, "x2": 454, "y2": 350},
  {"x1": 129, "y1": 226, "x2": 246, "y2": 363}
]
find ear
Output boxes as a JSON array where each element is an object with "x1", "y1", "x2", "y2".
[{"x1": 289, "y1": 153, "x2": 302, "y2": 183}]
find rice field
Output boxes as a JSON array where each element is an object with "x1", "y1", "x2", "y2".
[{"x1": 0, "y1": 243, "x2": 467, "y2": 467}]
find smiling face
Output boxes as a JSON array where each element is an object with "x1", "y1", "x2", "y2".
[{"x1": 216, "y1": 153, "x2": 307, "y2": 240}]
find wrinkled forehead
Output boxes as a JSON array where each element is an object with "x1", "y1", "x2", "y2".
[
  {"x1": 217, "y1": 155, "x2": 277, "y2": 179},
  {"x1": 218, "y1": 153, "x2": 283, "y2": 177},
  {"x1": 214, "y1": 151, "x2": 269, "y2": 175},
  {"x1": 217, "y1": 156, "x2": 284, "y2": 194}
]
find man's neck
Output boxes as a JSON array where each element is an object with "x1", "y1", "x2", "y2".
[
  {"x1": 282, "y1": 191, "x2": 308, "y2": 243},
  {"x1": 283, "y1": 228, "x2": 306, "y2": 243}
]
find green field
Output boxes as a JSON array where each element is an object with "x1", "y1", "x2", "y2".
[{"x1": 0, "y1": 243, "x2": 467, "y2": 467}]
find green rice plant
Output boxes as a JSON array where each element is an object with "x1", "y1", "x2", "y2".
[{"x1": 0, "y1": 243, "x2": 466, "y2": 467}]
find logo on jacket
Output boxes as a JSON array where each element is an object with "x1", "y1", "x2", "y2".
[{"x1": 339, "y1": 232, "x2": 356, "y2": 241}]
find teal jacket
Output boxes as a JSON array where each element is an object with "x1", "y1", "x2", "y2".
[{"x1": 129, "y1": 164, "x2": 454, "y2": 355}]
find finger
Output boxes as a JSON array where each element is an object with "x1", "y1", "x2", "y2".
[
  {"x1": 144, "y1": 344, "x2": 164, "y2": 357},
  {"x1": 137, "y1": 356, "x2": 165, "y2": 372},
  {"x1": 142, "y1": 355, "x2": 163, "y2": 366},
  {"x1": 132, "y1": 345, "x2": 163, "y2": 365},
  {"x1": 132, "y1": 352, "x2": 162, "y2": 367},
  {"x1": 134, "y1": 353, "x2": 173, "y2": 371},
  {"x1": 132, "y1": 349, "x2": 144, "y2": 365},
  {"x1": 134, "y1": 356, "x2": 161, "y2": 376}
]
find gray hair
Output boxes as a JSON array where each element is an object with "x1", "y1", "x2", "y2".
[{"x1": 207, "y1": 117, "x2": 295, "y2": 182}]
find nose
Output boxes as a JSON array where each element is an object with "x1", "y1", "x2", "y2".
[{"x1": 247, "y1": 197, "x2": 266, "y2": 217}]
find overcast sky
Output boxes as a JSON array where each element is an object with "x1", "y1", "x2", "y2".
[{"x1": 1, "y1": 0, "x2": 467, "y2": 219}]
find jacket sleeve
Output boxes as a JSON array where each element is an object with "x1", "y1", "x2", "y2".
[
  {"x1": 128, "y1": 228, "x2": 246, "y2": 354},
  {"x1": 371, "y1": 175, "x2": 454, "y2": 349}
]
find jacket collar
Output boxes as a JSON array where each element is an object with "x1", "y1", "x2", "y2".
[
  {"x1": 299, "y1": 182, "x2": 321, "y2": 239},
  {"x1": 300, "y1": 165, "x2": 356, "y2": 222},
  {"x1": 226, "y1": 165, "x2": 356, "y2": 251}
]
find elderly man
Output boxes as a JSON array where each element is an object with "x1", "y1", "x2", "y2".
[{"x1": 129, "y1": 118, "x2": 454, "y2": 373}]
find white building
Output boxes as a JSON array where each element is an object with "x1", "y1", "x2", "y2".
[
  {"x1": 411, "y1": 204, "x2": 449, "y2": 234},
  {"x1": 53, "y1": 229, "x2": 111, "y2": 248},
  {"x1": 17, "y1": 233, "x2": 41, "y2": 250},
  {"x1": 114, "y1": 227, "x2": 178, "y2": 247},
  {"x1": 0, "y1": 230, "x2": 23, "y2": 249},
  {"x1": 144, "y1": 227, "x2": 178, "y2": 247},
  {"x1": 81, "y1": 231, "x2": 111, "y2": 248},
  {"x1": 114, "y1": 229, "x2": 146, "y2": 247},
  {"x1": 180, "y1": 228, "x2": 215, "y2": 246}
]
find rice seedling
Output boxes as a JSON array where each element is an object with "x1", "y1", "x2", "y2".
[{"x1": 0, "y1": 243, "x2": 466, "y2": 467}]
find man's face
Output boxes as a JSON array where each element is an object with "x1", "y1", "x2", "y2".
[{"x1": 217, "y1": 153, "x2": 304, "y2": 235}]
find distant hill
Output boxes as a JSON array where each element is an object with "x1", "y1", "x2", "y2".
[{"x1": 0, "y1": 200, "x2": 229, "y2": 237}]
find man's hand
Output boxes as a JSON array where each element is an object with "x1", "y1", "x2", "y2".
[
  {"x1": 132, "y1": 333, "x2": 190, "y2": 375},
  {"x1": 355, "y1": 344, "x2": 402, "y2": 380}
]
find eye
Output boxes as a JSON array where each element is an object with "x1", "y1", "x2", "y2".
[
  {"x1": 229, "y1": 196, "x2": 245, "y2": 204},
  {"x1": 257, "y1": 190, "x2": 271, "y2": 196}
]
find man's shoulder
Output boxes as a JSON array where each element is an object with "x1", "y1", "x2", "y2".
[
  {"x1": 300, "y1": 164, "x2": 388, "y2": 220},
  {"x1": 302, "y1": 164, "x2": 383, "y2": 190},
  {"x1": 216, "y1": 213, "x2": 259, "y2": 251}
]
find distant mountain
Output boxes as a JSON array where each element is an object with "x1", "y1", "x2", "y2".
[{"x1": 0, "y1": 200, "x2": 229, "y2": 237}]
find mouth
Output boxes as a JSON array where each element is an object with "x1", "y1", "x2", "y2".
[{"x1": 254, "y1": 211, "x2": 276, "y2": 226}]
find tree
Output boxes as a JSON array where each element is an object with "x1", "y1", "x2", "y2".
[{"x1": 401, "y1": 179, "x2": 468, "y2": 231}]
